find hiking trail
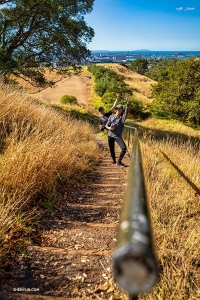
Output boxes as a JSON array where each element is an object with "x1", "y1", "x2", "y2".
[{"x1": 1, "y1": 137, "x2": 131, "y2": 300}]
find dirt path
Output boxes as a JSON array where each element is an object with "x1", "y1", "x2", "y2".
[
  {"x1": 1, "y1": 139, "x2": 131, "y2": 299},
  {"x1": 31, "y1": 75, "x2": 92, "y2": 108}
]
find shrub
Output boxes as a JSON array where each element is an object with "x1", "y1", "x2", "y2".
[
  {"x1": 101, "y1": 91, "x2": 116, "y2": 105},
  {"x1": 61, "y1": 94, "x2": 78, "y2": 105},
  {"x1": 88, "y1": 64, "x2": 132, "y2": 97},
  {"x1": 129, "y1": 97, "x2": 144, "y2": 118}
]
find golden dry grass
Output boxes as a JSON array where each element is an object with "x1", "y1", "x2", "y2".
[
  {"x1": 136, "y1": 117, "x2": 200, "y2": 139},
  {"x1": 0, "y1": 84, "x2": 102, "y2": 261},
  {"x1": 138, "y1": 134, "x2": 200, "y2": 300},
  {"x1": 12, "y1": 68, "x2": 65, "y2": 94},
  {"x1": 11, "y1": 64, "x2": 156, "y2": 107}
]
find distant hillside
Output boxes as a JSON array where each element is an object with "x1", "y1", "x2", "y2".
[
  {"x1": 98, "y1": 63, "x2": 157, "y2": 104},
  {"x1": 15, "y1": 64, "x2": 157, "y2": 106}
]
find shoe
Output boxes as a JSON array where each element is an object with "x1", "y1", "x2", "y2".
[
  {"x1": 116, "y1": 161, "x2": 127, "y2": 167},
  {"x1": 112, "y1": 160, "x2": 116, "y2": 164}
]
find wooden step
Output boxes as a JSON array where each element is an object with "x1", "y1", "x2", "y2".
[
  {"x1": 40, "y1": 219, "x2": 118, "y2": 228},
  {"x1": 27, "y1": 245, "x2": 112, "y2": 256},
  {"x1": 67, "y1": 203, "x2": 121, "y2": 209}
]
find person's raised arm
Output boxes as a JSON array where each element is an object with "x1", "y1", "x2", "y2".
[
  {"x1": 122, "y1": 94, "x2": 130, "y2": 123},
  {"x1": 111, "y1": 93, "x2": 120, "y2": 112}
]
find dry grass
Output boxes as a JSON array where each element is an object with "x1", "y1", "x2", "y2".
[
  {"x1": 0, "y1": 84, "x2": 102, "y2": 262},
  {"x1": 136, "y1": 117, "x2": 200, "y2": 139},
  {"x1": 11, "y1": 64, "x2": 156, "y2": 107},
  {"x1": 137, "y1": 133, "x2": 200, "y2": 300},
  {"x1": 12, "y1": 68, "x2": 65, "y2": 94}
]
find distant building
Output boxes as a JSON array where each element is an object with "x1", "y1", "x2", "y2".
[{"x1": 112, "y1": 55, "x2": 127, "y2": 63}]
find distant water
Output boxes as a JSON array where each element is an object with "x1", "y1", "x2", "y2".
[
  {"x1": 92, "y1": 50, "x2": 200, "y2": 56},
  {"x1": 91, "y1": 50, "x2": 200, "y2": 60}
]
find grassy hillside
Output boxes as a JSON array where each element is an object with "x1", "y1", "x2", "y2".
[{"x1": 98, "y1": 63, "x2": 157, "y2": 104}]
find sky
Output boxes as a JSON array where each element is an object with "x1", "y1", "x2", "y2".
[{"x1": 84, "y1": 0, "x2": 200, "y2": 51}]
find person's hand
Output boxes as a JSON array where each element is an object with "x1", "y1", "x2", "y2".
[
  {"x1": 125, "y1": 93, "x2": 130, "y2": 103},
  {"x1": 116, "y1": 93, "x2": 120, "y2": 99}
]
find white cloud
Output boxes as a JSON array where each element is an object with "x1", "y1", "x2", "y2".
[
  {"x1": 176, "y1": 6, "x2": 195, "y2": 11},
  {"x1": 185, "y1": 7, "x2": 195, "y2": 11},
  {"x1": 176, "y1": 7, "x2": 183, "y2": 11}
]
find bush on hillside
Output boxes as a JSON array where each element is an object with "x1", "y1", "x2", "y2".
[
  {"x1": 129, "y1": 97, "x2": 144, "y2": 118},
  {"x1": 88, "y1": 64, "x2": 132, "y2": 97},
  {"x1": 101, "y1": 91, "x2": 116, "y2": 105},
  {"x1": 61, "y1": 94, "x2": 78, "y2": 105},
  {"x1": 101, "y1": 92, "x2": 144, "y2": 119}
]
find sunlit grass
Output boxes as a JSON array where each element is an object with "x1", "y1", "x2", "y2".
[
  {"x1": 137, "y1": 117, "x2": 200, "y2": 139},
  {"x1": 138, "y1": 134, "x2": 200, "y2": 300},
  {"x1": 101, "y1": 129, "x2": 200, "y2": 300},
  {"x1": 0, "y1": 84, "x2": 102, "y2": 263}
]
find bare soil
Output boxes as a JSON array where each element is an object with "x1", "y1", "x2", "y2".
[
  {"x1": 30, "y1": 75, "x2": 91, "y2": 108},
  {"x1": 22, "y1": 64, "x2": 155, "y2": 107}
]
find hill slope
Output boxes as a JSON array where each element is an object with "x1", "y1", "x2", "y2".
[
  {"x1": 15, "y1": 64, "x2": 156, "y2": 109},
  {"x1": 99, "y1": 63, "x2": 157, "y2": 103}
]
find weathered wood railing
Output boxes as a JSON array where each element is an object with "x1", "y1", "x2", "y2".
[{"x1": 113, "y1": 126, "x2": 159, "y2": 299}]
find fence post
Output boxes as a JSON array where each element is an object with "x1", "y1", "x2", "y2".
[{"x1": 113, "y1": 130, "x2": 159, "y2": 298}]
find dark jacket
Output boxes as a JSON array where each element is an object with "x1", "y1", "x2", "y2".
[{"x1": 99, "y1": 110, "x2": 112, "y2": 131}]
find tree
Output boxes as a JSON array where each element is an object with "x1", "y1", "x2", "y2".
[
  {"x1": 145, "y1": 59, "x2": 177, "y2": 81},
  {"x1": 129, "y1": 58, "x2": 148, "y2": 75},
  {"x1": 0, "y1": 0, "x2": 94, "y2": 87},
  {"x1": 151, "y1": 58, "x2": 200, "y2": 127}
]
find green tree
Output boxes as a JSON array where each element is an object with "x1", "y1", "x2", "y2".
[
  {"x1": 151, "y1": 58, "x2": 200, "y2": 126},
  {"x1": 145, "y1": 59, "x2": 177, "y2": 81},
  {"x1": 129, "y1": 58, "x2": 148, "y2": 75},
  {"x1": 0, "y1": 0, "x2": 94, "y2": 87}
]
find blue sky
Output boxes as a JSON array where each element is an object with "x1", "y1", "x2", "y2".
[{"x1": 85, "y1": 0, "x2": 200, "y2": 51}]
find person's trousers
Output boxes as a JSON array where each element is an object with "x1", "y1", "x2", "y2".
[{"x1": 108, "y1": 135, "x2": 127, "y2": 162}]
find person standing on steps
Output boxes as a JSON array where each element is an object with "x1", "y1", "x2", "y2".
[
  {"x1": 98, "y1": 93, "x2": 120, "y2": 132},
  {"x1": 105, "y1": 94, "x2": 130, "y2": 167}
]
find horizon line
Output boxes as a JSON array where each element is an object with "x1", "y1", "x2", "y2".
[{"x1": 90, "y1": 49, "x2": 200, "y2": 52}]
